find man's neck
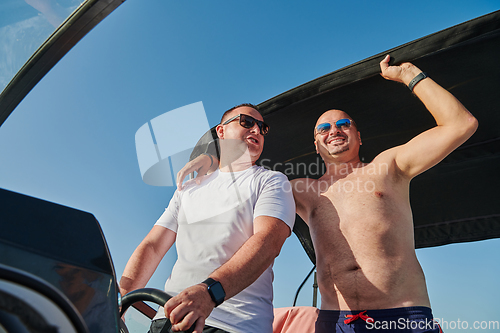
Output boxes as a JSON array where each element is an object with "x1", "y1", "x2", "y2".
[
  {"x1": 321, "y1": 156, "x2": 363, "y2": 178},
  {"x1": 219, "y1": 156, "x2": 256, "y2": 173}
]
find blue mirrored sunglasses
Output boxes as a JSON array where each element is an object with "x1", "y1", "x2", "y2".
[{"x1": 315, "y1": 118, "x2": 352, "y2": 135}]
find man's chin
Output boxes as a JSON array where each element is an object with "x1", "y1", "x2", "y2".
[
  {"x1": 248, "y1": 148, "x2": 263, "y2": 161},
  {"x1": 327, "y1": 146, "x2": 350, "y2": 156}
]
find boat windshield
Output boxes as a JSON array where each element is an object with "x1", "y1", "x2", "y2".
[{"x1": 0, "y1": 0, "x2": 83, "y2": 92}]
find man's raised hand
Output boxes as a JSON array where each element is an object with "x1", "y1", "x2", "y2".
[
  {"x1": 379, "y1": 54, "x2": 422, "y2": 86},
  {"x1": 176, "y1": 154, "x2": 215, "y2": 190}
]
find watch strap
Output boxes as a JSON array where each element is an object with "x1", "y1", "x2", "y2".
[
  {"x1": 202, "y1": 278, "x2": 217, "y2": 287},
  {"x1": 408, "y1": 72, "x2": 428, "y2": 92}
]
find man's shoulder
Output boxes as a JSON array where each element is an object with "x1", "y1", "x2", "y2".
[
  {"x1": 365, "y1": 149, "x2": 400, "y2": 177},
  {"x1": 290, "y1": 177, "x2": 322, "y2": 200},
  {"x1": 372, "y1": 146, "x2": 398, "y2": 162},
  {"x1": 253, "y1": 165, "x2": 289, "y2": 182},
  {"x1": 251, "y1": 166, "x2": 294, "y2": 198}
]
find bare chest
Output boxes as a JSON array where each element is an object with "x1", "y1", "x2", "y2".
[{"x1": 308, "y1": 171, "x2": 409, "y2": 242}]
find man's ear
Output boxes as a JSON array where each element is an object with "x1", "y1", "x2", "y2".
[
  {"x1": 314, "y1": 139, "x2": 319, "y2": 154},
  {"x1": 216, "y1": 124, "x2": 224, "y2": 139},
  {"x1": 358, "y1": 131, "x2": 362, "y2": 145}
]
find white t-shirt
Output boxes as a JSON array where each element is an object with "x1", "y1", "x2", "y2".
[{"x1": 154, "y1": 165, "x2": 295, "y2": 333}]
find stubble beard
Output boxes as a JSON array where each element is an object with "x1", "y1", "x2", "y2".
[{"x1": 328, "y1": 145, "x2": 350, "y2": 156}]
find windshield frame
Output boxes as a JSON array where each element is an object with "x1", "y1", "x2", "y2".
[{"x1": 0, "y1": 0, "x2": 125, "y2": 127}]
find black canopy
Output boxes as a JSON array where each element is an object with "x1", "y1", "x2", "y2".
[{"x1": 192, "y1": 10, "x2": 500, "y2": 264}]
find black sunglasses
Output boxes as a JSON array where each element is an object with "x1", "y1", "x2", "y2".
[{"x1": 222, "y1": 114, "x2": 270, "y2": 136}]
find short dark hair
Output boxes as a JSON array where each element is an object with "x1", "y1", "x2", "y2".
[{"x1": 220, "y1": 103, "x2": 260, "y2": 124}]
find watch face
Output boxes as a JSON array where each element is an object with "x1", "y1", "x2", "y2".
[{"x1": 209, "y1": 282, "x2": 225, "y2": 303}]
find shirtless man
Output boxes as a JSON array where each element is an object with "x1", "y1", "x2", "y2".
[
  {"x1": 178, "y1": 55, "x2": 478, "y2": 332},
  {"x1": 291, "y1": 55, "x2": 477, "y2": 332}
]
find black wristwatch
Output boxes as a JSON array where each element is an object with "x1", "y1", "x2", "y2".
[{"x1": 202, "y1": 278, "x2": 225, "y2": 307}]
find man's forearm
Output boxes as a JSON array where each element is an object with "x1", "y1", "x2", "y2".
[
  {"x1": 391, "y1": 60, "x2": 475, "y2": 132},
  {"x1": 379, "y1": 55, "x2": 478, "y2": 178},
  {"x1": 208, "y1": 216, "x2": 289, "y2": 300},
  {"x1": 412, "y1": 75, "x2": 476, "y2": 133},
  {"x1": 120, "y1": 226, "x2": 176, "y2": 295},
  {"x1": 163, "y1": 217, "x2": 289, "y2": 332},
  {"x1": 120, "y1": 242, "x2": 162, "y2": 295}
]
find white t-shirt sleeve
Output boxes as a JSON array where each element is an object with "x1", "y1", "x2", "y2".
[
  {"x1": 253, "y1": 171, "x2": 296, "y2": 232},
  {"x1": 154, "y1": 190, "x2": 180, "y2": 232}
]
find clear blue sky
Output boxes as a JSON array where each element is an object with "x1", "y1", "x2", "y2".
[{"x1": 1, "y1": 0, "x2": 499, "y2": 332}]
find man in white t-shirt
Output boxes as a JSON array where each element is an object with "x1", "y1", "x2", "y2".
[{"x1": 120, "y1": 104, "x2": 296, "y2": 333}]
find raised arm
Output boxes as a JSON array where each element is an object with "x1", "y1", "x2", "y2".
[
  {"x1": 164, "y1": 216, "x2": 290, "y2": 333},
  {"x1": 119, "y1": 225, "x2": 176, "y2": 297},
  {"x1": 379, "y1": 55, "x2": 478, "y2": 179}
]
